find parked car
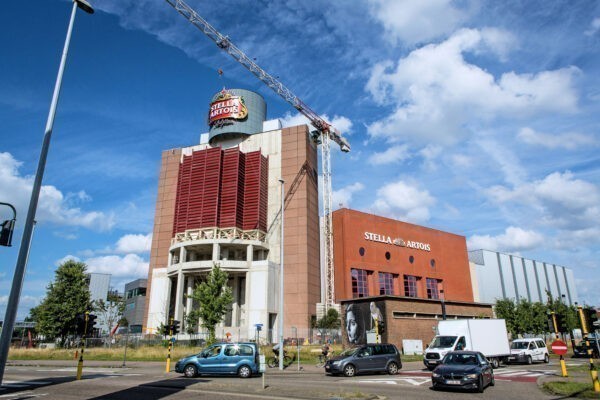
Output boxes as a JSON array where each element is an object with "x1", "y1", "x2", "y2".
[
  {"x1": 508, "y1": 338, "x2": 549, "y2": 364},
  {"x1": 573, "y1": 338, "x2": 600, "y2": 358},
  {"x1": 174, "y1": 342, "x2": 259, "y2": 378},
  {"x1": 324, "y1": 343, "x2": 402, "y2": 377},
  {"x1": 431, "y1": 351, "x2": 494, "y2": 393}
]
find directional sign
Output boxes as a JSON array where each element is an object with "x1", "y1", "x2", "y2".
[{"x1": 551, "y1": 339, "x2": 568, "y2": 355}]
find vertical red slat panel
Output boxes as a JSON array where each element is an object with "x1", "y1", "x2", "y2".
[
  {"x1": 173, "y1": 155, "x2": 191, "y2": 236},
  {"x1": 201, "y1": 147, "x2": 222, "y2": 227},
  {"x1": 219, "y1": 147, "x2": 240, "y2": 228},
  {"x1": 187, "y1": 150, "x2": 207, "y2": 229}
]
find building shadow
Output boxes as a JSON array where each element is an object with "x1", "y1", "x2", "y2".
[{"x1": 85, "y1": 377, "x2": 211, "y2": 400}]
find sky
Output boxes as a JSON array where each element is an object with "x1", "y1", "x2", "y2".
[{"x1": 1, "y1": 0, "x2": 599, "y2": 319}]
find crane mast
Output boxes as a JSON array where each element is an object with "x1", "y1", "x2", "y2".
[{"x1": 165, "y1": 0, "x2": 349, "y2": 309}]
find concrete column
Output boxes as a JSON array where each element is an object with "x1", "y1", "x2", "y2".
[
  {"x1": 174, "y1": 269, "x2": 185, "y2": 323},
  {"x1": 232, "y1": 275, "x2": 239, "y2": 327},
  {"x1": 179, "y1": 246, "x2": 187, "y2": 264},
  {"x1": 247, "y1": 244, "x2": 254, "y2": 267},
  {"x1": 167, "y1": 250, "x2": 173, "y2": 266},
  {"x1": 212, "y1": 243, "x2": 220, "y2": 262},
  {"x1": 186, "y1": 276, "x2": 194, "y2": 318}
]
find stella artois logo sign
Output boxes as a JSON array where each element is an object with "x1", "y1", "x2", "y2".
[{"x1": 208, "y1": 89, "x2": 248, "y2": 127}]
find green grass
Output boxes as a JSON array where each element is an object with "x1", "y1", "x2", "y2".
[{"x1": 543, "y1": 381, "x2": 600, "y2": 399}]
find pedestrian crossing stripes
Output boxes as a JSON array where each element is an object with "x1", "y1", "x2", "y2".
[{"x1": 1, "y1": 380, "x2": 52, "y2": 388}]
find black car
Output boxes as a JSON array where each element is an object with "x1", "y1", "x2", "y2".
[
  {"x1": 431, "y1": 351, "x2": 494, "y2": 393},
  {"x1": 573, "y1": 339, "x2": 600, "y2": 358}
]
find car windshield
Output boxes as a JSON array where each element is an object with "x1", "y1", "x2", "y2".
[
  {"x1": 443, "y1": 353, "x2": 479, "y2": 365},
  {"x1": 430, "y1": 336, "x2": 457, "y2": 348},
  {"x1": 511, "y1": 342, "x2": 529, "y2": 350},
  {"x1": 339, "y1": 347, "x2": 360, "y2": 357}
]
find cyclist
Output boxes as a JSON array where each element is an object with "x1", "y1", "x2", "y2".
[
  {"x1": 272, "y1": 343, "x2": 287, "y2": 358},
  {"x1": 321, "y1": 343, "x2": 330, "y2": 360}
]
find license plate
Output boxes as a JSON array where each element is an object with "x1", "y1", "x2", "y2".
[{"x1": 445, "y1": 380, "x2": 461, "y2": 385}]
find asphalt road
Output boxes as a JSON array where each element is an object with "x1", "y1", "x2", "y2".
[{"x1": 0, "y1": 358, "x2": 590, "y2": 399}]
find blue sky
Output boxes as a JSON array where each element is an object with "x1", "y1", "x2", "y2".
[{"x1": 1, "y1": 0, "x2": 599, "y2": 319}]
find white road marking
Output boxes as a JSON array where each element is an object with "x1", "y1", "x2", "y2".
[{"x1": 356, "y1": 377, "x2": 430, "y2": 386}]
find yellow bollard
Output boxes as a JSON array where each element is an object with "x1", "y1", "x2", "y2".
[{"x1": 559, "y1": 356, "x2": 568, "y2": 377}]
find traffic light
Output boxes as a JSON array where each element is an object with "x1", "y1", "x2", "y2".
[
  {"x1": 159, "y1": 323, "x2": 169, "y2": 337},
  {"x1": 86, "y1": 313, "x2": 97, "y2": 336},
  {"x1": 582, "y1": 307, "x2": 599, "y2": 333},
  {"x1": 0, "y1": 219, "x2": 15, "y2": 247},
  {"x1": 555, "y1": 313, "x2": 567, "y2": 333},
  {"x1": 171, "y1": 320, "x2": 180, "y2": 335},
  {"x1": 75, "y1": 313, "x2": 86, "y2": 335}
]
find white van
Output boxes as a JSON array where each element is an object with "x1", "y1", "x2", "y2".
[{"x1": 508, "y1": 338, "x2": 549, "y2": 364}]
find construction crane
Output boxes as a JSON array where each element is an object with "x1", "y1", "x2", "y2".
[{"x1": 165, "y1": 0, "x2": 350, "y2": 309}]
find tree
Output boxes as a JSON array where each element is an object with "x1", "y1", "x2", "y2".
[
  {"x1": 29, "y1": 260, "x2": 91, "y2": 346},
  {"x1": 314, "y1": 308, "x2": 341, "y2": 344},
  {"x1": 94, "y1": 292, "x2": 125, "y2": 337},
  {"x1": 494, "y1": 298, "x2": 517, "y2": 336},
  {"x1": 185, "y1": 264, "x2": 233, "y2": 344}
]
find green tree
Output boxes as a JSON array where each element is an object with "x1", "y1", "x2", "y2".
[
  {"x1": 185, "y1": 264, "x2": 233, "y2": 344},
  {"x1": 547, "y1": 293, "x2": 578, "y2": 333},
  {"x1": 494, "y1": 298, "x2": 517, "y2": 336},
  {"x1": 315, "y1": 308, "x2": 341, "y2": 330},
  {"x1": 93, "y1": 292, "x2": 125, "y2": 338},
  {"x1": 29, "y1": 260, "x2": 91, "y2": 346}
]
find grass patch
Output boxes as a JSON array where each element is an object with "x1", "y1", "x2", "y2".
[{"x1": 543, "y1": 381, "x2": 600, "y2": 399}]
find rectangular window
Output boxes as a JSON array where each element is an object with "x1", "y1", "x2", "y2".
[
  {"x1": 426, "y1": 278, "x2": 441, "y2": 299},
  {"x1": 404, "y1": 275, "x2": 418, "y2": 297},
  {"x1": 351, "y1": 268, "x2": 369, "y2": 298},
  {"x1": 378, "y1": 272, "x2": 394, "y2": 295}
]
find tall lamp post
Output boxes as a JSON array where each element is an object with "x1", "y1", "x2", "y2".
[
  {"x1": 278, "y1": 179, "x2": 285, "y2": 370},
  {"x1": 0, "y1": 0, "x2": 94, "y2": 386}
]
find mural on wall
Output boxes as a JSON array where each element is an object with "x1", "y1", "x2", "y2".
[{"x1": 344, "y1": 301, "x2": 386, "y2": 345}]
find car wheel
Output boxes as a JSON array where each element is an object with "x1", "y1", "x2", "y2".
[
  {"x1": 238, "y1": 365, "x2": 252, "y2": 378},
  {"x1": 490, "y1": 358, "x2": 499, "y2": 369},
  {"x1": 431, "y1": 382, "x2": 439, "y2": 391},
  {"x1": 477, "y1": 376, "x2": 485, "y2": 393},
  {"x1": 387, "y1": 362, "x2": 399, "y2": 375},
  {"x1": 526, "y1": 355, "x2": 532, "y2": 365},
  {"x1": 544, "y1": 354, "x2": 549, "y2": 363},
  {"x1": 183, "y1": 364, "x2": 197, "y2": 378},
  {"x1": 343, "y1": 364, "x2": 356, "y2": 377}
]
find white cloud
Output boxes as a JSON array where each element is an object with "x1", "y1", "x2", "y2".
[
  {"x1": 366, "y1": 29, "x2": 579, "y2": 145},
  {"x1": 367, "y1": 0, "x2": 473, "y2": 45},
  {"x1": 419, "y1": 145, "x2": 442, "y2": 171},
  {"x1": 467, "y1": 226, "x2": 544, "y2": 252},
  {"x1": 54, "y1": 255, "x2": 81, "y2": 267},
  {"x1": 0, "y1": 152, "x2": 115, "y2": 231},
  {"x1": 84, "y1": 254, "x2": 148, "y2": 279},
  {"x1": 486, "y1": 171, "x2": 600, "y2": 231},
  {"x1": 115, "y1": 233, "x2": 152, "y2": 254},
  {"x1": 517, "y1": 127, "x2": 596, "y2": 150},
  {"x1": 333, "y1": 182, "x2": 365, "y2": 209},
  {"x1": 584, "y1": 17, "x2": 600, "y2": 36},
  {"x1": 371, "y1": 180, "x2": 435, "y2": 223},
  {"x1": 368, "y1": 145, "x2": 410, "y2": 165}
]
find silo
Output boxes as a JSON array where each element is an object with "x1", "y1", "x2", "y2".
[{"x1": 207, "y1": 88, "x2": 266, "y2": 145}]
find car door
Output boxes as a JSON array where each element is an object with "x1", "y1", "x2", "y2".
[
  {"x1": 528, "y1": 341, "x2": 539, "y2": 361},
  {"x1": 477, "y1": 353, "x2": 493, "y2": 385},
  {"x1": 354, "y1": 346, "x2": 374, "y2": 371},
  {"x1": 198, "y1": 344, "x2": 224, "y2": 373}
]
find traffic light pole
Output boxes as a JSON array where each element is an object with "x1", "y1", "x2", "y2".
[
  {"x1": 76, "y1": 311, "x2": 89, "y2": 380},
  {"x1": 166, "y1": 317, "x2": 174, "y2": 373},
  {"x1": 577, "y1": 306, "x2": 600, "y2": 393},
  {"x1": 550, "y1": 311, "x2": 568, "y2": 377}
]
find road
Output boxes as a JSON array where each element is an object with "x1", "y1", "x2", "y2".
[{"x1": 0, "y1": 358, "x2": 589, "y2": 399}]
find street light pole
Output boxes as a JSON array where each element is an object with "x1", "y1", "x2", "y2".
[
  {"x1": 0, "y1": 0, "x2": 94, "y2": 386},
  {"x1": 278, "y1": 179, "x2": 285, "y2": 370}
]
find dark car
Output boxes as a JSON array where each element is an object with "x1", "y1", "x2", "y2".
[
  {"x1": 431, "y1": 351, "x2": 494, "y2": 393},
  {"x1": 174, "y1": 342, "x2": 259, "y2": 378},
  {"x1": 573, "y1": 339, "x2": 600, "y2": 358},
  {"x1": 324, "y1": 343, "x2": 401, "y2": 377}
]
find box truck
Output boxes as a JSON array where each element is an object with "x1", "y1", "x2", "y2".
[{"x1": 423, "y1": 319, "x2": 510, "y2": 370}]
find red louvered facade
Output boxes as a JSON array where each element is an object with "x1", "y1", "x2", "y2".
[{"x1": 172, "y1": 147, "x2": 268, "y2": 235}]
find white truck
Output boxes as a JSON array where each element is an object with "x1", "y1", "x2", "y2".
[{"x1": 423, "y1": 319, "x2": 510, "y2": 370}]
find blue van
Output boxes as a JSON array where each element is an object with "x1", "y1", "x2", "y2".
[{"x1": 175, "y1": 342, "x2": 259, "y2": 378}]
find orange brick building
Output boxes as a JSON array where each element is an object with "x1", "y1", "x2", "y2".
[{"x1": 333, "y1": 209, "x2": 493, "y2": 349}]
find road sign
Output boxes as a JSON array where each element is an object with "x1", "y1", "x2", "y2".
[
  {"x1": 594, "y1": 320, "x2": 600, "y2": 327},
  {"x1": 551, "y1": 339, "x2": 568, "y2": 355}
]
